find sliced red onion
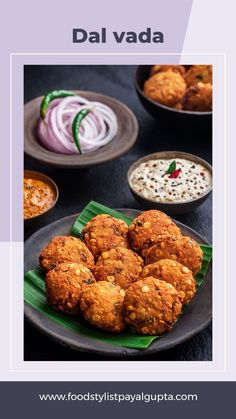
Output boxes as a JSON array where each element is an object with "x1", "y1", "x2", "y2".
[{"x1": 38, "y1": 95, "x2": 118, "y2": 154}]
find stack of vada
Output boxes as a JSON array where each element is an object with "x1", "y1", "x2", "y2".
[
  {"x1": 144, "y1": 64, "x2": 212, "y2": 112},
  {"x1": 39, "y1": 209, "x2": 203, "y2": 336}
]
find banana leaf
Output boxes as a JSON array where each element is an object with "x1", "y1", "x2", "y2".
[{"x1": 24, "y1": 201, "x2": 212, "y2": 349}]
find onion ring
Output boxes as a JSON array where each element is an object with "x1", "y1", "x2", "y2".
[{"x1": 38, "y1": 95, "x2": 118, "y2": 154}]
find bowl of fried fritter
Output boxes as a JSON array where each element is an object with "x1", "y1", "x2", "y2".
[
  {"x1": 39, "y1": 210, "x2": 205, "y2": 337},
  {"x1": 135, "y1": 65, "x2": 212, "y2": 130}
]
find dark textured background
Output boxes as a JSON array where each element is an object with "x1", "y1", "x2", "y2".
[{"x1": 24, "y1": 65, "x2": 212, "y2": 361}]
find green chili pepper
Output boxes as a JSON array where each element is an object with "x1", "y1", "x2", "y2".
[
  {"x1": 72, "y1": 109, "x2": 91, "y2": 154},
  {"x1": 40, "y1": 90, "x2": 75, "y2": 119}
]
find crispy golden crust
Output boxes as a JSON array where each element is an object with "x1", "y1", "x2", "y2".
[
  {"x1": 39, "y1": 236, "x2": 95, "y2": 273},
  {"x1": 45, "y1": 262, "x2": 95, "y2": 315},
  {"x1": 123, "y1": 277, "x2": 182, "y2": 335},
  {"x1": 80, "y1": 281, "x2": 126, "y2": 333},
  {"x1": 173, "y1": 102, "x2": 183, "y2": 110},
  {"x1": 145, "y1": 235, "x2": 203, "y2": 276},
  {"x1": 94, "y1": 247, "x2": 144, "y2": 290},
  {"x1": 182, "y1": 82, "x2": 212, "y2": 111},
  {"x1": 82, "y1": 214, "x2": 129, "y2": 260},
  {"x1": 184, "y1": 65, "x2": 212, "y2": 87},
  {"x1": 141, "y1": 259, "x2": 196, "y2": 305},
  {"x1": 128, "y1": 210, "x2": 182, "y2": 257},
  {"x1": 143, "y1": 71, "x2": 186, "y2": 107},
  {"x1": 150, "y1": 65, "x2": 186, "y2": 76}
]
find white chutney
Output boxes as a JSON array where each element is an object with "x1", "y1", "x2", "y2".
[{"x1": 130, "y1": 158, "x2": 212, "y2": 203}]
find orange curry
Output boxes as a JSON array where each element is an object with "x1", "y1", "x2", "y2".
[{"x1": 24, "y1": 177, "x2": 55, "y2": 219}]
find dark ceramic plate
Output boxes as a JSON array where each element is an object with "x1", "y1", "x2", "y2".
[
  {"x1": 24, "y1": 91, "x2": 138, "y2": 168},
  {"x1": 24, "y1": 209, "x2": 212, "y2": 358},
  {"x1": 134, "y1": 65, "x2": 212, "y2": 131}
]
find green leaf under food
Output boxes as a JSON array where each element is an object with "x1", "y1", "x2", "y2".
[
  {"x1": 24, "y1": 201, "x2": 212, "y2": 350},
  {"x1": 71, "y1": 200, "x2": 132, "y2": 237},
  {"x1": 195, "y1": 244, "x2": 212, "y2": 286}
]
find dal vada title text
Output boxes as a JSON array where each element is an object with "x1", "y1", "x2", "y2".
[{"x1": 73, "y1": 28, "x2": 164, "y2": 44}]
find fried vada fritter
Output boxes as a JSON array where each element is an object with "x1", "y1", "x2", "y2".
[
  {"x1": 83, "y1": 214, "x2": 129, "y2": 261},
  {"x1": 45, "y1": 262, "x2": 96, "y2": 315},
  {"x1": 123, "y1": 277, "x2": 182, "y2": 335},
  {"x1": 128, "y1": 210, "x2": 182, "y2": 257},
  {"x1": 80, "y1": 281, "x2": 126, "y2": 333},
  {"x1": 39, "y1": 235, "x2": 95, "y2": 273},
  {"x1": 143, "y1": 71, "x2": 186, "y2": 107},
  {"x1": 182, "y1": 82, "x2": 212, "y2": 111},
  {"x1": 184, "y1": 65, "x2": 212, "y2": 87},
  {"x1": 145, "y1": 235, "x2": 203, "y2": 276},
  {"x1": 150, "y1": 65, "x2": 186, "y2": 76},
  {"x1": 94, "y1": 247, "x2": 144, "y2": 290},
  {"x1": 174, "y1": 102, "x2": 183, "y2": 110},
  {"x1": 141, "y1": 259, "x2": 196, "y2": 305}
]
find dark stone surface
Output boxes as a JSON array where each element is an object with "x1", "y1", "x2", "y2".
[{"x1": 24, "y1": 65, "x2": 212, "y2": 361}]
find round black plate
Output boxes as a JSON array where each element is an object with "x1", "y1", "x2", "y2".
[{"x1": 24, "y1": 209, "x2": 212, "y2": 358}]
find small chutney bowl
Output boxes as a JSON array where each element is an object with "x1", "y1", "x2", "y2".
[
  {"x1": 127, "y1": 151, "x2": 212, "y2": 216},
  {"x1": 134, "y1": 65, "x2": 212, "y2": 132},
  {"x1": 24, "y1": 170, "x2": 59, "y2": 229}
]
